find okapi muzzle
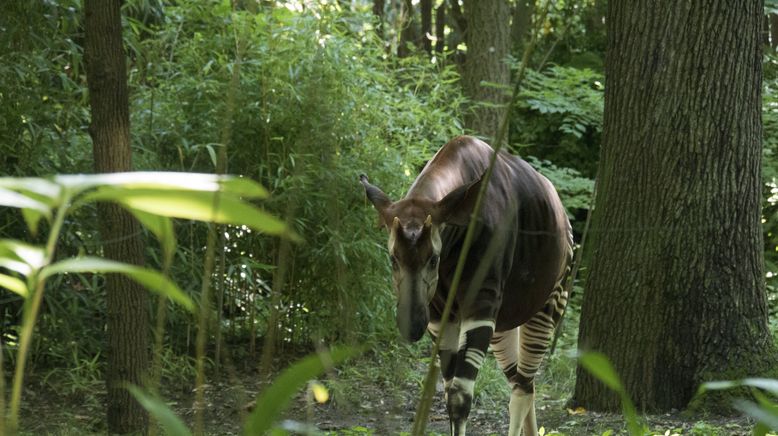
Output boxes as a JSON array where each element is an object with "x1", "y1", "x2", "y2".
[
  {"x1": 360, "y1": 173, "x2": 478, "y2": 343},
  {"x1": 390, "y1": 215, "x2": 440, "y2": 342}
]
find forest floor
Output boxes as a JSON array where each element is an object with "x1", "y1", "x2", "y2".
[{"x1": 18, "y1": 346, "x2": 757, "y2": 436}]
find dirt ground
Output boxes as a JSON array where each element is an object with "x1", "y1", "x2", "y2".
[{"x1": 18, "y1": 360, "x2": 756, "y2": 436}]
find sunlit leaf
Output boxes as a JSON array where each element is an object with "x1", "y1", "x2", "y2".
[
  {"x1": 83, "y1": 188, "x2": 298, "y2": 241},
  {"x1": 578, "y1": 352, "x2": 623, "y2": 392},
  {"x1": 127, "y1": 385, "x2": 191, "y2": 436},
  {"x1": 734, "y1": 399, "x2": 778, "y2": 432},
  {"x1": 56, "y1": 172, "x2": 268, "y2": 198},
  {"x1": 0, "y1": 188, "x2": 51, "y2": 216},
  {"x1": 0, "y1": 273, "x2": 27, "y2": 297},
  {"x1": 0, "y1": 177, "x2": 62, "y2": 206},
  {"x1": 0, "y1": 239, "x2": 46, "y2": 275},
  {"x1": 41, "y1": 257, "x2": 194, "y2": 312},
  {"x1": 699, "y1": 378, "x2": 778, "y2": 396},
  {"x1": 243, "y1": 347, "x2": 360, "y2": 435}
]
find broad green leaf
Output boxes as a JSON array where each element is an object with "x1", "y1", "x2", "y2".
[
  {"x1": 0, "y1": 188, "x2": 51, "y2": 216},
  {"x1": 243, "y1": 347, "x2": 360, "y2": 435},
  {"x1": 0, "y1": 240, "x2": 46, "y2": 275},
  {"x1": 84, "y1": 188, "x2": 298, "y2": 241},
  {"x1": 130, "y1": 209, "x2": 176, "y2": 266},
  {"x1": 734, "y1": 399, "x2": 778, "y2": 432},
  {"x1": 752, "y1": 390, "x2": 778, "y2": 435},
  {"x1": 56, "y1": 172, "x2": 268, "y2": 198},
  {"x1": 0, "y1": 273, "x2": 27, "y2": 297},
  {"x1": 578, "y1": 352, "x2": 623, "y2": 392},
  {"x1": 41, "y1": 257, "x2": 194, "y2": 312},
  {"x1": 21, "y1": 208, "x2": 44, "y2": 236},
  {"x1": 127, "y1": 385, "x2": 191, "y2": 436},
  {"x1": 579, "y1": 352, "x2": 645, "y2": 436},
  {"x1": 0, "y1": 177, "x2": 62, "y2": 206},
  {"x1": 699, "y1": 378, "x2": 778, "y2": 396}
]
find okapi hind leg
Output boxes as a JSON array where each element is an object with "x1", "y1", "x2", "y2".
[{"x1": 492, "y1": 286, "x2": 568, "y2": 436}]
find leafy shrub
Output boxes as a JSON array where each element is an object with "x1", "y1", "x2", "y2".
[
  {"x1": 511, "y1": 66, "x2": 604, "y2": 178},
  {"x1": 127, "y1": 1, "x2": 466, "y2": 346}
]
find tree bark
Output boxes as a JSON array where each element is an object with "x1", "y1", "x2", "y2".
[
  {"x1": 770, "y1": 14, "x2": 778, "y2": 49},
  {"x1": 420, "y1": 0, "x2": 433, "y2": 54},
  {"x1": 462, "y1": 0, "x2": 511, "y2": 142},
  {"x1": 398, "y1": 0, "x2": 417, "y2": 57},
  {"x1": 84, "y1": 0, "x2": 150, "y2": 432},
  {"x1": 435, "y1": 4, "x2": 445, "y2": 54},
  {"x1": 511, "y1": 0, "x2": 533, "y2": 50},
  {"x1": 373, "y1": 0, "x2": 385, "y2": 39},
  {"x1": 574, "y1": 0, "x2": 775, "y2": 411}
]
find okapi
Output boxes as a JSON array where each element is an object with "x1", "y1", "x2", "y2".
[{"x1": 360, "y1": 136, "x2": 572, "y2": 436}]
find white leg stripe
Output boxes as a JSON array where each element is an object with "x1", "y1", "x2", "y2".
[
  {"x1": 464, "y1": 348, "x2": 486, "y2": 369},
  {"x1": 458, "y1": 319, "x2": 495, "y2": 350}
]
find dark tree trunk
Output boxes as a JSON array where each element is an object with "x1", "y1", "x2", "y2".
[
  {"x1": 511, "y1": 0, "x2": 533, "y2": 50},
  {"x1": 449, "y1": 0, "x2": 467, "y2": 35},
  {"x1": 420, "y1": 0, "x2": 432, "y2": 54},
  {"x1": 84, "y1": 0, "x2": 150, "y2": 432},
  {"x1": 574, "y1": 0, "x2": 775, "y2": 411},
  {"x1": 435, "y1": 4, "x2": 445, "y2": 54},
  {"x1": 398, "y1": 0, "x2": 417, "y2": 57},
  {"x1": 462, "y1": 0, "x2": 511, "y2": 141},
  {"x1": 373, "y1": 0, "x2": 385, "y2": 39},
  {"x1": 771, "y1": 14, "x2": 778, "y2": 49}
]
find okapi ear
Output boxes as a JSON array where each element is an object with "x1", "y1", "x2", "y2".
[
  {"x1": 360, "y1": 174, "x2": 393, "y2": 227},
  {"x1": 432, "y1": 172, "x2": 487, "y2": 226}
]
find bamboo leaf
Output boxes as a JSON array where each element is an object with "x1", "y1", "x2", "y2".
[
  {"x1": 734, "y1": 399, "x2": 778, "y2": 432},
  {"x1": 0, "y1": 239, "x2": 46, "y2": 274},
  {"x1": 0, "y1": 188, "x2": 51, "y2": 216},
  {"x1": 127, "y1": 385, "x2": 192, "y2": 436},
  {"x1": 0, "y1": 178, "x2": 62, "y2": 206},
  {"x1": 84, "y1": 188, "x2": 298, "y2": 241},
  {"x1": 130, "y1": 209, "x2": 177, "y2": 266},
  {"x1": 0, "y1": 273, "x2": 27, "y2": 297},
  {"x1": 42, "y1": 257, "x2": 194, "y2": 312},
  {"x1": 56, "y1": 172, "x2": 268, "y2": 198},
  {"x1": 578, "y1": 352, "x2": 623, "y2": 392},
  {"x1": 243, "y1": 347, "x2": 360, "y2": 435}
]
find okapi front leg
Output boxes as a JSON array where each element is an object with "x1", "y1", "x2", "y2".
[
  {"x1": 427, "y1": 321, "x2": 460, "y2": 390},
  {"x1": 445, "y1": 319, "x2": 494, "y2": 435}
]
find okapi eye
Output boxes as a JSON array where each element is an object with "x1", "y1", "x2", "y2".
[
  {"x1": 429, "y1": 255, "x2": 439, "y2": 269},
  {"x1": 390, "y1": 255, "x2": 399, "y2": 270}
]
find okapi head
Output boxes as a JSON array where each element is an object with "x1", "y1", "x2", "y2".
[{"x1": 359, "y1": 173, "x2": 484, "y2": 342}]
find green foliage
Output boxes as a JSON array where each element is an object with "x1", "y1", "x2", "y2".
[
  {"x1": 698, "y1": 379, "x2": 778, "y2": 434},
  {"x1": 244, "y1": 346, "x2": 360, "y2": 434},
  {"x1": 512, "y1": 66, "x2": 603, "y2": 179},
  {"x1": 578, "y1": 352, "x2": 648, "y2": 436},
  {"x1": 124, "y1": 0, "x2": 466, "y2": 345},
  {"x1": 525, "y1": 156, "x2": 594, "y2": 214},
  {"x1": 128, "y1": 385, "x2": 192, "y2": 436},
  {"x1": 0, "y1": 171, "x2": 288, "y2": 430}
]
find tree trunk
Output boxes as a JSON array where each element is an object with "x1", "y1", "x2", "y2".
[
  {"x1": 511, "y1": 0, "x2": 533, "y2": 50},
  {"x1": 373, "y1": 0, "x2": 385, "y2": 39},
  {"x1": 420, "y1": 0, "x2": 432, "y2": 54},
  {"x1": 84, "y1": 1, "x2": 150, "y2": 432},
  {"x1": 398, "y1": 0, "x2": 417, "y2": 57},
  {"x1": 462, "y1": 0, "x2": 511, "y2": 142},
  {"x1": 574, "y1": 0, "x2": 775, "y2": 411},
  {"x1": 435, "y1": 4, "x2": 445, "y2": 54},
  {"x1": 771, "y1": 14, "x2": 778, "y2": 49}
]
